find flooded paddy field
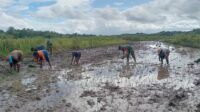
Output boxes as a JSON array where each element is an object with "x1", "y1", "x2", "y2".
[{"x1": 0, "y1": 41, "x2": 200, "y2": 112}]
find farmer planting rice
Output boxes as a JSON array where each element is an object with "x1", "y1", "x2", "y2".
[
  {"x1": 71, "y1": 51, "x2": 81, "y2": 65},
  {"x1": 6, "y1": 50, "x2": 23, "y2": 72},
  {"x1": 33, "y1": 50, "x2": 52, "y2": 68},
  {"x1": 119, "y1": 45, "x2": 136, "y2": 63},
  {"x1": 157, "y1": 47, "x2": 170, "y2": 64}
]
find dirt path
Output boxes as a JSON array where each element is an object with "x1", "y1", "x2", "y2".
[{"x1": 0, "y1": 41, "x2": 200, "y2": 112}]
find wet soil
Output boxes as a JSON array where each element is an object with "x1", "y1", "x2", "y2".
[{"x1": 0, "y1": 41, "x2": 200, "y2": 112}]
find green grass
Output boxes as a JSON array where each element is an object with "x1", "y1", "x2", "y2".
[
  {"x1": 1, "y1": 34, "x2": 199, "y2": 58},
  {"x1": 124, "y1": 34, "x2": 200, "y2": 48},
  {"x1": 0, "y1": 37, "x2": 127, "y2": 57},
  {"x1": 164, "y1": 34, "x2": 200, "y2": 48},
  {"x1": 123, "y1": 35, "x2": 164, "y2": 41}
]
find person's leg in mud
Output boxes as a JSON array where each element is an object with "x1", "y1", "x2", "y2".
[
  {"x1": 9, "y1": 64, "x2": 12, "y2": 69},
  {"x1": 45, "y1": 57, "x2": 52, "y2": 68},
  {"x1": 38, "y1": 57, "x2": 44, "y2": 68},
  {"x1": 13, "y1": 60, "x2": 20, "y2": 72},
  {"x1": 75, "y1": 57, "x2": 79, "y2": 65},
  {"x1": 158, "y1": 55, "x2": 161, "y2": 62},
  {"x1": 159, "y1": 49, "x2": 165, "y2": 64},
  {"x1": 75, "y1": 56, "x2": 79, "y2": 65},
  {"x1": 76, "y1": 57, "x2": 80, "y2": 65},
  {"x1": 131, "y1": 51, "x2": 136, "y2": 63},
  {"x1": 161, "y1": 57, "x2": 164, "y2": 64},
  {"x1": 71, "y1": 52, "x2": 76, "y2": 65},
  {"x1": 127, "y1": 53, "x2": 130, "y2": 63},
  {"x1": 75, "y1": 57, "x2": 78, "y2": 65},
  {"x1": 157, "y1": 48, "x2": 162, "y2": 62},
  {"x1": 160, "y1": 55, "x2": 167, "y2": 64},
  {"x1": 128, "y1": 46, "x2": 136, "y2": 63},
  {"x1": 15, "y1": 63, "x2": 20, "y2": 72},
  {"x1": 12, "y1": 62, "x2": 17, "y2": 71},
  {"x1": 166, "y1": 55, "x2": 169, "y2": 64},
  {"x1": 9, "y1": 63, "x2": 13, "y2": 70},
  {"x1": 39, "y1": 60, "x2": 43, "y2": 68},
  {"x1": 71, "y1": 56, "x2": 75, "y2": 65},
  {"x1": 76, "y1": 52, "x2": 81, "y2": 65},
  {"x1": 47, "y1": 61, "x2": 52, "y2": 68},
  {"x1": 46, "y1": 55, "x2": 52, "y2": 68},
  {"x1": 72, "y1": 52, "x2": 81, "y2": 65},
  {"x1": 43, "y1": 50, "x2": 52, "y2": 68}
]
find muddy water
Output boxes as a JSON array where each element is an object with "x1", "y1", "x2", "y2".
[{"x1": 0, "y1": 41, "x2": 200, "y2": 112}]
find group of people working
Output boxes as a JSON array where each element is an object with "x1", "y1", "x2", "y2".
[
  {"x1": 118, "y1": 44, "x2": 170, "y2": 64},
  {"x1": 6, "y1": 37, "x2": 53, "y2": 72},
  {"x1": 6, "y1": 37, "x2": 82, "y2": 72},
  {"x1": 6, "y1": 41, "x2": 170, "y2": 72}
]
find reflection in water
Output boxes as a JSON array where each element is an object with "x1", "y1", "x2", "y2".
[
  {"x1": 157, "y1": 65, "x2": 169, "y2": 80},
  {"x1": 119, "y1": 62, "x2": 136, "y2": 79}
]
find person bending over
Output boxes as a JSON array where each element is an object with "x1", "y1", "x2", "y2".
[
  {"x1": 157, "y1": 48, "x2": 170, "y2": 64},
  {"x1": 71, "y1": 52, "x2": 81, "y2": 65},
  {"x1": 119, "y1": 46, "x2": 136, "y2": 63},
  {"x1": 7, "y1": 50, "x2": 23, "y2": 72},
  {"x1": 33, "y1": 50, "x2": 52, "y2": 68}
]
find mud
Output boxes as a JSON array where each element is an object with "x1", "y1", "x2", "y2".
[{"x1": 0, "y1": 41, "x2": 200, "y2": 112}]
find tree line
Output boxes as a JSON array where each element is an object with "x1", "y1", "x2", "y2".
[
  {"x1": 0, "y1": 27, "x2": 96, "y2": 38},
  {"x1": 1, "y1": 26, "x2": 200, "y2": 39}
]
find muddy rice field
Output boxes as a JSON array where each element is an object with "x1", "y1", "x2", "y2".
[{"x1": 0, "y1": 41, "x2": 200, "y2": 112}]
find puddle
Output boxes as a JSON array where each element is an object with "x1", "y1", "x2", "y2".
[
  {"x1": 21, "y1": 77, "x2": 36, "y2": 86},
  {"x1": 20, "y1": 75, "x2": 38, "y2": 93}
]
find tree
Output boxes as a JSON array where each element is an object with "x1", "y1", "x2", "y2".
[{"x1": 7, "y1": 27, "x2": 16, "y2": 35}]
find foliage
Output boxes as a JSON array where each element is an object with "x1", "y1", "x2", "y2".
[
  {"x1": 0, "y1": 37, "x2": 127, "y2": 57},
  {"x1": 122, "y1": 30, "x2": 200, "y2": 48}
]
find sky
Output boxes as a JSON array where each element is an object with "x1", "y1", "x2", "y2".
[{"x1": 0, "y1": 0, "x2": 200, "y2": 35}]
